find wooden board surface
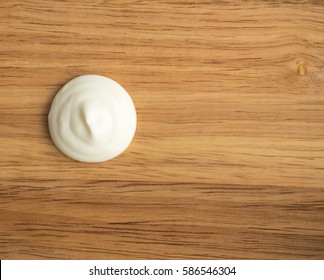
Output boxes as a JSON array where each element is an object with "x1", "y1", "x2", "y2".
[{"x1": 1, "y1": 0, "x2": 324, "y2": 259}]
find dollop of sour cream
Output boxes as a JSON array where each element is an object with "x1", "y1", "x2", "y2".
[{"x1": 48, "y1": 75, "x2": 136, "y2": 162}]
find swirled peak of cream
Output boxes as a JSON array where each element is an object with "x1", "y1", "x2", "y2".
[{"x1": 48, "y1": 75, "x2": 136, "y2": 162}]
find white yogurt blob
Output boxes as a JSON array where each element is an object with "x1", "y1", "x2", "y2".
[{"x1": 48, "y1": 75, "x2": 136, "y2": 162}]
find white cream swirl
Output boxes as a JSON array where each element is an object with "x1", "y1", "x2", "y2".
[{"x1": 48, "y1": 75, "x2": 136, "y2": 162}]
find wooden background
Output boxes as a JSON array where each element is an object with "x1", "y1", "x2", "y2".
[{"x1": 1, "y1": 0, "x2": 324, "y2": 259}]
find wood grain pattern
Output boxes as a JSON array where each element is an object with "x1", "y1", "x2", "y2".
[{"x1": 0, "y1": 0, "x2": 324, "y2": 259}]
